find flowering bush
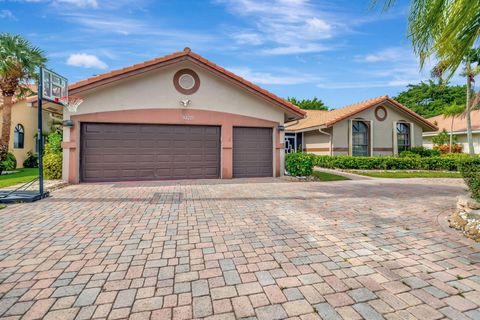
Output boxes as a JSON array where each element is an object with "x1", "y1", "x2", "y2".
[{"x1": 433, "y1": 144, "x2": 463, "y2": 154}]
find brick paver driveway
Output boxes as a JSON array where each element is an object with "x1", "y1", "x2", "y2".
[{"x1": 0, "y1": 178, "x2": 479, "y2": 320}]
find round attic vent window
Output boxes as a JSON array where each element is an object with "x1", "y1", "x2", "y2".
[
  {"x1": 179, "y1": 74, "x2": 195, "y2": 90},
  {"x1": 173, "y1": 69, "x2": 200, "y2": 95},
  {"x1": 375, "y1": 106, "x2": 387, "y2": 121}
]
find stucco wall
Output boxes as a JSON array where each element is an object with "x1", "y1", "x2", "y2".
[
  {"x1": 303, "y1": 128, "x2": 331, "y2": 155},
  {"x1": 331, "y1": 102, "x2": 426, "y2": 156},
  {"x1": 0, "y1": 101, "x2": 53, "y2": 168},
  {"x1": 424, "y1": 133, "x2": 480, "y2": 154},
  {"x1": 62, "y1": 61, "x2": 287, "y2": 181}
]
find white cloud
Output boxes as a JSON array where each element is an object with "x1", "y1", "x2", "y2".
[
  {"x1": 219, "y1": 0, "x2": 337, "y2": 55},
  {"x1": 228, "y1": 66, "x2": 321, "y2": 85},
  {"x1": 232, "y1": 32, "x2": 263, "y2": 45},
  {"x1": 261, "y1": 44, "x2": 331, "y2": 55},
  {"x1": 55, "y1": 0, "x2": 98, "y2": 8},
  {"x1": 354, "y1": 47, "x2": 408, "y2": 63},
  {"x1": 0, "y1": 9, "x2": 16, "y2": 19},
  {"x1": 66, "y1": 53, "x2": 107, "y2": 69},
  {"x1": 316, "y1": 80, "x2": 417, "y2": 89}
]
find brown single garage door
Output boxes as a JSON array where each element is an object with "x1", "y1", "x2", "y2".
[
  {"x1": 81, "y1": 123, "x2": 220, "y2": 182},
  {"x1": 233, "y1": 127, "x2": 273, "y2": 178}
]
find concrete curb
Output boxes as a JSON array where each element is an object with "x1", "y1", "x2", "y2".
[{"x1": 313, "y1": 167, "x2": 373, "y2": 180}]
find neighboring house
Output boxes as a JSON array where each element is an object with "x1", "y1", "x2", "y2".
[
  {"x1": 423, "y1": 110, "x2": 480, "y2": 154},
  {"x1": 285, "y1": 96, "x2": 437, "y2": 156},
  {"x1": 51, "y1": 48, "x2": 304, "y2": 183},
  {"x1": 0, "y1": 92, "x2": 59, "y2": 167}
]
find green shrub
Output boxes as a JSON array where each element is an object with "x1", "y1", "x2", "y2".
[
  {"x1": 44, "y1": 132, "x2": 62, "y2": 154},
  {"x1": 459, "y1": 160, "x2": 480, "y2": 201},
  {"x1": 43, "y1": 131, "x2": 63, "y2": 179},
  {"x1": 23, "y1": 151, "x2": 38, "y2": 168},
  {"x1": 399, "y1": 151, "x2": 421, "y2": 158},
  {"x1": 313, "y1": 155, "x2": 480, "y2": 171},
  {"x1": 399, "y1": 147, "x2": 440, "y2": 157},
  {"x1": 285, "y1": 152, "x2": 315, "y2": 176},
  {"x1": 1, "y1": 152, "x2": 17, "y2": 171},
  {"x1": 43, "y1": 153, "x2": 62, "y2": 179}
]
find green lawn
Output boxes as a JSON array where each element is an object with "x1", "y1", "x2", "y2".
[
  {"x1": 312, "y1": 171, "x2": 350, "y2": 181},
  {"x1": 0, "y1": 168, "x2": 39, "y2": 188},
  {"x1": 353, "y1": 170, "x2": 462, "y2": 179}
]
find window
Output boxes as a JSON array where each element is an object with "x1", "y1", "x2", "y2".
[
  {"x1": 352, "y1": 120, "x2": 369, "y2": 156},
  {"x1": 397, "y1": 122, "x2": 411, "y2": 152},
  {"x1": 14, "y1": 124, "x2": 24, "y2": 149}
]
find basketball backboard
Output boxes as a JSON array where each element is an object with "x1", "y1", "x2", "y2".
[{"x1": 41, "y1": 68, "x2": 68, "y2": 105}]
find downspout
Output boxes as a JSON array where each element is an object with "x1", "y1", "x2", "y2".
[{"x1": 318, "y1": 127, "x2": 332, "y2": 156}]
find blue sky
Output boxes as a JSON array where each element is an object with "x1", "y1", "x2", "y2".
[{"x1": 1, "y1": 0, "x2": 437, "y2": 109}]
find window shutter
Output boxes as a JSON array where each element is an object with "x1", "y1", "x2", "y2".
[
  {"x1": 409, "y1": 122, "x2": 415, "y2": 148},
  {"x1": 393, "y1": 121, "x2": 398, "y2": 155},
  {"x1": 369, "y1": 120, "x2": 374, "y2": 156},
  {"x1": 348, "y1": 119, "x2": 353, "y2": 156}
]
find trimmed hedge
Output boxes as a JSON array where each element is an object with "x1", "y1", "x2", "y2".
[
  {"x1": 285, "y1": 152, "x2": 315, "y2": 176},
  {"x1": 314, "y1": 155, "x2": 480, "y2": 171},
  {"x1": 459, "y1": 160, "x2": 480, "y2": 201}
]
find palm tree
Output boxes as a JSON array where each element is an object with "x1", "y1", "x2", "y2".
[
  {"x1": 375, "y1": 1, "x2": 480, "y2": 154},
  {"x1": 0, "y1": 33, "x2": 46, "y2": 150},
  {"x1": 374, "y1": 0, "x2": 480, "y2": 76},
  {"x1": 461, "y1": 48, "x2": 480, "y2": 155},
  {"x1": 442, "y1": 104, "x2": 464, "y2": 153}
]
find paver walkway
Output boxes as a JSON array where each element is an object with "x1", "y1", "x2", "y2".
[{"x1": 0, "y1": 178, "x2": 478, "y2": 320}]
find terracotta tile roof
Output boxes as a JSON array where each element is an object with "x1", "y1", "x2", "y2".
[
  {"x1": 285, "y1": 95, "x2": 437, "y2": 131},
  {"x1": 427, "y1": 110, "x2": 480, "y2": 133},
  {"x1": 0, "y1": 84, "x2": 37, "y2": 107},
  {"x1": 28, "y1": 48, "x2": 305, "y2": 118}
]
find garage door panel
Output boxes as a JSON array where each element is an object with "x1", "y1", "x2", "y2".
[
  {"x1": 81, "y1": 123, "x2": 220, "y2": 182},
  {"x1": 233, "y1": 127, "x2": 273, "y2": 178}
]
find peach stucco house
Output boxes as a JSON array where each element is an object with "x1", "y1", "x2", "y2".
[
  {"x1": 423, "y1": 110, "x2": 480, "y2": 154},
  {"x1": 53, "y1": 48, "x2": 305, "y2": 183},
  {"x1": 285, "y1": 96, "x2": 437, "y2": 156},
  {"x1": 0, "y1": 92, "x2": 59, "y2": 167}
]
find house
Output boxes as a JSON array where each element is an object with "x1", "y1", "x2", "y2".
[
  {"x1": 285, "y1": 96, "x2": 437, "y2": 156},
  {"x1": 423, "y1": 110, "x2": 480, "y2": 154},
  {"x1": 57, "y1": 48, "x2": 305, "y2": 183},
  {"x1": 0, "y1": 90, "x2": 59, "y2": 167}
]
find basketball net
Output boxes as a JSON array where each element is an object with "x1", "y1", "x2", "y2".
[{"x1": 58, "y1": 96, "x2": 83, "y2": 113}]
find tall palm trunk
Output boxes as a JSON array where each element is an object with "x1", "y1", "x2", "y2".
[
  {"x1": 449, "y1": 116, "x2": 454, "y2": 153},
  {"x1": 466, "y1": 76, "x2": 475, "y2": 155},
  {"x1": 1, "y1": 95, "x2": 13, "y2": 150}
]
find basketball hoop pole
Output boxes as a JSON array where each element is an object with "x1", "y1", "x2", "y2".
[{"x1": 37, "y1": 67, "x2": 44, "y2": 196}]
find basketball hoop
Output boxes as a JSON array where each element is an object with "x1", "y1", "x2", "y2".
[{"x1": 58, "y1": 96, "x2": 83, "y2": 113}]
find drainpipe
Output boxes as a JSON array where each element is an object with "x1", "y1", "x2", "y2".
[{"x1": 318, "y1": 127, "x2": 332, "y2": 156}]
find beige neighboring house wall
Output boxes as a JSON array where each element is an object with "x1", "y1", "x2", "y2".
[
  {"x1": 303, "y1": 128, "x2": 331, "y2": 155},
  {"x1": 285, "y1": 96, "x2": 437, "y2": 156},
  {"x1": 0, "y1": 99, "x2": 55, "y2": 168},
  {"x1": 331, "y1": 103, "x2": 425, "y2": 155},
  {"x1": 424, "y1": 133, "x2": 480, "y2": 154},
  {"x1": 423, "y1": 110, "x2": 480, "y2": 154}
]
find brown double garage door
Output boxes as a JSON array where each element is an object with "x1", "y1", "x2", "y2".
[{"x1": 81, "y1": 123, "x2": 273, "y2": 182}]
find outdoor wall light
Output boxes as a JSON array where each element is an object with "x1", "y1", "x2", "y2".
[
  {"x1": 180, "y1": 99, "x2": 191, "y2": 107},
  {"x1": 63, "y1": 120, "x2": 74, "y2": 128},
  {"x1": 277, "y1": 124, "x2": 285, "y2": 132}
]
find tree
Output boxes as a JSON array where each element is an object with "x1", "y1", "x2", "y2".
[
  {"x1": 394, "y1": 81, "x2": 466, "y2": 118},
  {"x1": 287, "y1": 97, "x2": 328, "y2": 110},
  {"x1": 375, "y1": 0, "x2": 480, "y2": 76},
  {"x1": 461, "y1": 48, "x2": 480, "y2": 155},
  {"x1": 0, "y1": 33, "x2": 46, "y2": 151},
  {"x1": 442, "y1": 104, "x2": 464, "y2": 153}
]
